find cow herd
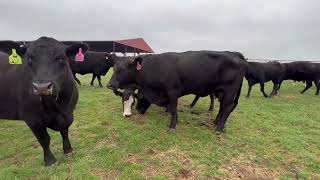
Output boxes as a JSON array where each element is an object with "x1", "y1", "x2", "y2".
[{"x1": 0, "y1": 36, "x2": 319, "y2": 167}]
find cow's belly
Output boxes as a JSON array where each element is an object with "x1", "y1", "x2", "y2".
[{"x1": 142, "y1": 88, "x2": 169, "y2": 107}]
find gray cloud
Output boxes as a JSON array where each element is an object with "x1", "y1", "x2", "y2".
[{"x1": 0, "y1": 0, "x2": 319, "y2": 60}]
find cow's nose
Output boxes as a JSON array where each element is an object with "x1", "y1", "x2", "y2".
[{"x1": 32, "y1": 82, "x2": 53, "y2": 95}]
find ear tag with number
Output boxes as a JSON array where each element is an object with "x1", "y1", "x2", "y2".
[
  {"x1": 75, "y1": 48, "x2": 84, "y2": 62},
  {"x1": 9, "y1": 49, "x2": 22, "y2": 64},
  {"x1": 136, "y1": 61, "x2": 142, "y2": 70}
]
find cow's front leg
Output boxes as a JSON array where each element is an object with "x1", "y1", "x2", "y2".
[
  {"x1": 60, "y1": 129, "x2": 73, "y2": 155},
  {"x1": 27, "y1": 123, "x2": 56, "y2": 166}
]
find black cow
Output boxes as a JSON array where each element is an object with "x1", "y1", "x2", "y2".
[
  {"x1": 69, "y1": 51, "x2": 113, "y2": 87},
  {"x1": 188, "y1": 52, "x2": 246, "y2": 111},
  {"x1": 245, "y1": 61, "x2": 284, "y2": 98},
  {"x1": 273, "y1": 62, "x2": 320, "y2": 95},
  {"x1": 107, "y1": 51, "x2": 247, "y2": 133},
  {"x1": 0, "y1": 37, "x2": 86, "y2": 166}
]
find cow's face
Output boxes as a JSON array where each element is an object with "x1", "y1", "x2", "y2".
[
  {"x1": 107, "y1": 57, "x2": 142, "y2": 90},
  {"x1": 0, "y1": 37, "x2": 88, "y2": 96}
]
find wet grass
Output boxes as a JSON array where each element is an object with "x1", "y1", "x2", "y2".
[{"x1": 0, "y1": 71, "x2": 319, "y2": 179}]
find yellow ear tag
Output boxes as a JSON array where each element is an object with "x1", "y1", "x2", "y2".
[{"x1": 9, "y1": 49, "x2": 22, "y2": 65}]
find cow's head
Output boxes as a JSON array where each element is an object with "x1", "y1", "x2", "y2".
[
  {"x1": 0, "y1": 37, "x2": 88, "y2": 96},
  {"x1": 107, "y1": 56, "x2": 142, "y2": 90}
]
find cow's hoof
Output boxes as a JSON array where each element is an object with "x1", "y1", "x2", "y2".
[
  {"x1": 214, "y1": 127, "x2": 224, "y2": 135},
  {"x1": 45, "y1": 158, "x2": 57, "y2": 167},
  {"x1": 168, "y1": 128, "x2": 176, "y2": 133},
  {"x1": 64, "y1": 148, "x2": 74, "y2": 156}
]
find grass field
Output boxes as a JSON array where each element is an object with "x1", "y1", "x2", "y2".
[{"x1": 1, "y1": 71, "x2": 320, "y2": 179}]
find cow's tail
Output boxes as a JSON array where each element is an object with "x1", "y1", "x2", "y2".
[{"x1": 233, "y1": 80, "x2": 243, "y2": 111}]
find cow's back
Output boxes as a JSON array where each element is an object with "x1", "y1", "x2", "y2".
[{"x1": 139, "y1": 51, "x2": 246, "y2": 97}]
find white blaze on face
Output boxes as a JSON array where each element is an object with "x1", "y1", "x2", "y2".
[{"x1": 123, "y1": 95, "x2": 134, "y2": 117}]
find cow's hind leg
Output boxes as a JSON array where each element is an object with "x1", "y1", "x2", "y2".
[
  {"x1": 90, "y1": 74, "x2": 96, "y2": 86},
  {"x1": 246, "y1": 80, "x2": 254, "y2": 98},
  {"x1": 301, "y1": 80, "x2": 312, "y2": 94},
  {"x1": 260, "y1": 82, "x2": 268, "y2": 98},
  {"x1": 208, "y1": 93, "x2": 215, "y2": 112},
  {"x1": 190, "y1": 95, "x2": 200, "y2": 108},
  {"x1": 73, "y1": 73, "x2": 81, "y2": 85},
  {"x1": 215, "y1": 96, "x2": 234, "y2": 133},
  {"x1": 27, "y1": 124, "x2": 56, "y2": 166},
  {"x1": 97, "y1": 75, "x2": 103, "y2": 87},
  {"x1": 167, "y1": 92, "x2": 178, "y2": 131},
  {"x1": 60, "y1": 129, "x2": 73, "y2": 155},
  {"x1": 314, "y1": 80, "x2": 320, "y2": 95}
]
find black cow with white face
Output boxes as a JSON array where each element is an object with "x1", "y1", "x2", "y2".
[
  {"x1": 107, "y1": 51, "x2": 247, "y2": 133},
  {"x1": 0, "y1": 37, "x2": 86, "y2": 166}
]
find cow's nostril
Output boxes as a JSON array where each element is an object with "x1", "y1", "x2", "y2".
[{"x1": 32, "y1": 82, "x2": 53, "y2": 95}]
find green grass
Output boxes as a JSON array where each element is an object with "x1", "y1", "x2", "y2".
[{"x1": 1, "y1": 71, "x2": 320, "y2": 179}]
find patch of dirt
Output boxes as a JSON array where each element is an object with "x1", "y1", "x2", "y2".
[
  {"x1": 91, "y1": 168, "x2": 120, "y2": 180},
  {"x1": 219, "y1": 156, "x2": 279, "y2": 180},
  {"x1": 283, "y1": 95, "x2": 297, "y2": 100},
  {"x1": 129, "y1": 114, "x2": 145, "y2": 124},
  {"x1": 143, "y1": 147, "x2": 205, "y2": 179},
  {"x1": 123, "y1": 153, "x2": 144, "y2": 164}
]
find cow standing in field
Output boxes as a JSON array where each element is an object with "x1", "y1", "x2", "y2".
[
  {"x1": 69, "y1": 51, "x2": 113, "y2": 87},
  {"x1": 0, "y1": 37, "x2": 86, "y2": 166},
  {"x1": 245, "y1": 61, "x2": 284, "y2": 98},
  {"x1": 107, "y1": 51, "x2": 247, "y2": 133},
  {"x1": 273, "y1": 62, "x2": 320, "y2": 95}
]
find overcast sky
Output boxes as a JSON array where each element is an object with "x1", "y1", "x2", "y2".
[{"x1": 0, "y1": 0, "x2": 319, "y2": 60}]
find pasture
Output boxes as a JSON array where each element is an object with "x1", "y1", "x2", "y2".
[{"x1": 0, "y1": 71, "x2": 320, "y2": 179}]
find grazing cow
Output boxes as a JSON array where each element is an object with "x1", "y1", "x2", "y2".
[
  {"x1": 69, "y1": 51, "x2": 113, "y2": 87},
  {"x1": 107, "y1": 51, "x2": 247, "y2": 133},
  {"x1": 245, "y1": 61, "x2": 284, "y2": 98},
  {"x1": 273, "y1": 62, "x2": 320, "y2": 95},
  {"x1": 0, "y1": 37, "x2": 86, "y2": 166}
]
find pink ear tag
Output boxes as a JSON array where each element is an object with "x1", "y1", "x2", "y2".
[
  {"x1": 75, "y1": 48, "x2": 84, "y2": 62},
  {"x1": 136, "y1": 61, "x2": 142, "y2": 70}
]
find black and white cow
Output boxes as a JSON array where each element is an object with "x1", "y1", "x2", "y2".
[{"x1": 107, "y1": 51, "x2": 247, "y2": 133}]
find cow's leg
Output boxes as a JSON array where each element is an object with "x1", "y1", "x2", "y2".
[
  {"x1": 27, "y1": 124, "x2": 56, "y2": 166},
  {"x1": 215, "y1": 96, "x2": 234, "y2": 133},
  {"x1": 301, "y1": 80, "x2": 312, "y2": 94},
  {"x1": 73, "y1": 73, "x2": 81, "y2": 85},
  {"x1": 90, "y1": 74, "x2": 96, "y2": 86},
  {"x1": 314, "y1": 80, "x2": 320, "y2": 95},
  {"x1": 270, "y1": 81, "x2": 278, "y2": 96},
  {"x1": 190, "y1": 95, "x2": 200, "y2": 108},
  {"x1": 97, "y1": 75, "x2": 103, "y2": 87},
  {"x1": 167, "y1": 92, "x2": 178, "y2": 131},
  {"x1": 246, "y1": 80, "x2": 254, "y2": 98},
  {"x1": 260, "y1": 82, "x2": 268, "y2": 97},
  {"x1": 208, "y1": 93, "x2": 214, "y2": 112},
  {"x1": 60, "y1": 129, "x2": 73, "y2": 155}
]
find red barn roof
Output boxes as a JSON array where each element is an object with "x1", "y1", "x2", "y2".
[{"x1": 116, "y1": 38, "x2": 154, "y2": 53}]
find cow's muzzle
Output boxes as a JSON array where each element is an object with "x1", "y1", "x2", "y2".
[{"x1": 33, "y1": 82, "x2": 53, "y2": 95}]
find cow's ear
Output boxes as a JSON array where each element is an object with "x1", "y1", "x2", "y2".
[
  {"x1": 105, "y1": 53, "x2": 117, "y2": 65},
  {"x1": 133, "y1": 57, "x2": 143, "y2": 70},
  {"x1": 65, "y1": 43, "x2": 89, "y2": 57},
  {"x1": 0, "y1": 41, "x2": 27, "y2": 56}
]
